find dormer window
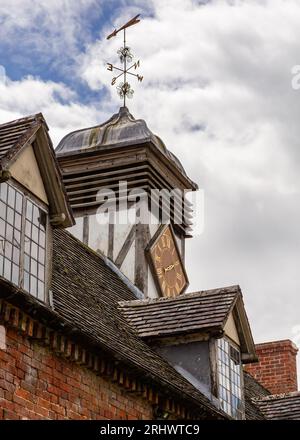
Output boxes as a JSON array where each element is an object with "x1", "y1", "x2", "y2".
[
  {"x1": 217, "y1": 338, "x2": 244, "y2": 419},
  {"x1": 0, "y1": 181, "x2": 48, "y2": 301}
]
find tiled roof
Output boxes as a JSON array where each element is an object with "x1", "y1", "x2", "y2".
[
  {"x1": 0, "y1": 114, "x2": 43, "y2": 167},
  {"x1": 118, "y1": 286, "x2": 239, "y2": 339},
  {"x1": 253, "y1": 392, "x2": 300, "y2": 420},
  {"x1": 243, "y1": 372, "x2": 270, "y2": 420},
  {"x1": 51, "y1": 229, "x2": 227, "y2": 419}
]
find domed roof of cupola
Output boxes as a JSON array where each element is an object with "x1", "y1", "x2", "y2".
[{"x1": 56, "y1": 106, "x2": 188, "y2": 178}]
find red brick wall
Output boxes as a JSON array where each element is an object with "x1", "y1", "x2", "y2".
[
  {"x1": 0, "y1": 326, "x2": 153, "y2": 420},
  {"x1": 244, "y1": 340, "x2": 298, "y2": 394}
]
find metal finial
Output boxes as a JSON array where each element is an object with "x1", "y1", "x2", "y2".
[{"x1": 106, "y1": 14, "x2": 143, "y2": 107}]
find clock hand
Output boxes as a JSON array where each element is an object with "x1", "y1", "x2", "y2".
[
  {"x1": 164, "y1": 264, "x2": 175, "y2": 272},
  {"x1": 164, "y1": 260, "x2": 180, "y2": 272}
]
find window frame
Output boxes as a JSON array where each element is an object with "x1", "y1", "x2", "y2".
[
  {"x1": 216, "y1": 336, "x2": 245, "y2": 419},
  {"x1": 0, "y1": 178, "x2": 50, "y2": 304}
]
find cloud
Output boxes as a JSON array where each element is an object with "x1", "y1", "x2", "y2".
[
  {"x1": 0, "y1": 0, "x2": 102, "y2": 73},
  {"x1": 79, "y1": 0, "x2": 300, "y2": 354},
  {"x1": 0, "y1": 66, "x2": 6, "y2": 84},
  {"x1": 0, "y1": 65, "x2": 106, "y2": 146}
]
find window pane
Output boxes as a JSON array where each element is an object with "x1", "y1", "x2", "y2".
[
  {"x1": 31, "y1": 243, "x2": 38, "y2": 260},
  {"x1": 14, "y1": 213, "x2": 22, "y2": 231},
  {"x1": 0, "y1": 183, "x2": 7, "y2": 202},
  {"x1": 37, "y1": 281, "x2": 44, "y2": 301},
  {"x1": 4, "y1": 241, "x2": 12, "y2": 259},
  {"x1": 13, "y1": 231, "x2": 21, "y2": 249},
  {"x1": 7, "y1": 186, "x2": 15, "y2": 208},
  {"x1": 6, "y1": 224, "x2": 13, "y2": 242},
  {"x1": 26, "y1": 201, "x2": 33, "y2": 221},
  {"x1": 0, "y1": 218, "x2": 5, "y2": 238},
  {"x1": 39, "y1": 212, "x2": 47, "y2": 231},
  {"x1": 24, "y1": 271, "x2": 30, "y2": 291},
  {"x1": 7, "y1": 207, "x2": 14, "y2": 225},
  {"x1": 0, "y1": 201, "x2": 6, "y2": 219},
  {"x1": 31, "y1": 259, "x2": 37, "y2": 277},
  {"x1": 25, "y1": 220, "x2": 31, "y2": 237},
  {"x1": 32, "y1": 205, "x2": 39, "y2": 225},
  {"x1": 13, "y1": 246, "x2": 20, "y2": 264},
  {"x1": 12, "y1": 264, "x2": 19, "y2": 285},
  {"x1": 32, "y1": 225, "x2": 39, "y2": 243},
  {"x1": 38, "y1": 263, "x2": 45, "y2": 281},
  {"x1": 0, "y1": 254, "x2": 3, "y2": 273},
  {"x1": 4, "y1": 258, "x2": 11, "y2": 279},
  {"x1": 15, "y1": 192, "x2": 23, "y2": 213},
  {"x1": 30, "y1": 276, "x2": 37, "y2": 297},
  {"x1": 39, "y1": 230, "x2": 46, "y2": 247},
  {"x1": 38, "y1": 248, "x2": 45, "y2": 264},
  {"x1": 24, "y1": 254, "x2": 30, "y2": 271}
]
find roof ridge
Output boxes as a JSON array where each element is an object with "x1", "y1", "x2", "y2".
[
  {"x1": 119, "y1": 285, "x2": 240, "y2": 307},
  {"x1": 0, "y1": 118, "x2": 43, "y2": 170},
  {"x1": 0, "y1": 112, "x2": 44, "y2": 128},
  {"x1": 255, "y1": 391, "x2": 300, "y2": 401}
]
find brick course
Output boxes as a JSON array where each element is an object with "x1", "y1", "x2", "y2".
[
  {"x1": 244, "y1": 340, "x2": 298, "y2": 395},
  {"x1": 0, "y1": 326, "x2": 153, "y2": 420}
]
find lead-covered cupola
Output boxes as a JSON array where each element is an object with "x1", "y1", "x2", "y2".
[
  {"x1": 56, "y1": 106, "x2": 196, "y2": 195},
  {"x1": 57, "y1": 106, "x2": 188, "y2": 178}
]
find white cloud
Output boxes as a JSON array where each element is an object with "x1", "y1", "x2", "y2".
[
  {"x1": 0, "y1": 0, "x2": 101, "y2": 68},
  {"x1": 0, "y1": 65, "x2": 105, "y2": 146},
  {"x1": 0, "y1": 66, "x2": 6, "y2": 84}
]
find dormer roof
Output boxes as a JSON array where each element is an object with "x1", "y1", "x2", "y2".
[
  {"x1": 0, "y1": 113, "x2": 74, "y2": 228},
  {"x1": 119, "y1": 285, "x2": 257, "y2": 363}
]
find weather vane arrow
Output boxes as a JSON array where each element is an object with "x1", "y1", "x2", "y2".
[{"x1": 106, "y1": 14, "x2": 143, "y2": 107}]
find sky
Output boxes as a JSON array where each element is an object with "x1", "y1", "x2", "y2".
[{"x1": 0, "y1": 0, "x2": 300, "y2": 375}]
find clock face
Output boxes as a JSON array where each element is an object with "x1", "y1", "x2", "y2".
[{"x1": 147, "y1": 225, "x2": 188, "y2": 298}]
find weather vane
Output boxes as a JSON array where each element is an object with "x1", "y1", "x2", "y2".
[{"x1": 106, "y1": 14, "x2": 143, "y2": 107}]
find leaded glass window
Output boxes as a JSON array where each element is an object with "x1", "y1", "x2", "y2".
[
  {"x1": 0, "y1": 181, "x2": 48, "y2": 301},
  {"x1": 217, "y1": 338, "x2": 244, "y2": 419}
]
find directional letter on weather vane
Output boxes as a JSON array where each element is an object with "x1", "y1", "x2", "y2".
[{"x1": 106, "y1": 14, "x2": 143, "y2": 106}]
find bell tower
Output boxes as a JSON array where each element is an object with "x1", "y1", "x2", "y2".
[
  {"x1": 56, "y1": 106, "x2": 197, "y2": 297},
  {"x1": 55, "y1": 15, "x2": 198, "y2": 298}
]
